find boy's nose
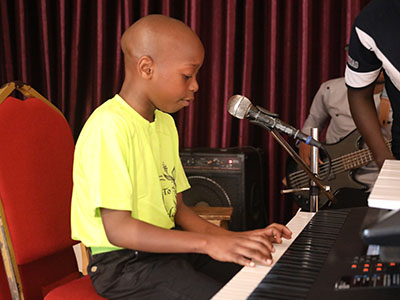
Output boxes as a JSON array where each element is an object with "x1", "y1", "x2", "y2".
[{"x1": 189, "y1": 78, "x2": 199, "y2": 93}]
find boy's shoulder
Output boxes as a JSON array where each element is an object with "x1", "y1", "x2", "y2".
[
  {"x1": 155, "y1": 108, "x2": 175, "y2": 123},
  {"x1": 92, "y1": 95, "x2": 128, "y2": 117},
  {"x1": 83, "y1": 95, "x2": 177, "y2": 137},
  {"x1": 86, "y1": 95, "x2": 138, "y2": 129},
  {"x1": 93, "y1": 95, "x2": 173, "y2": 123},
  {"x1": 77, "y1": 95, "x2": 134, "y2": 143}
]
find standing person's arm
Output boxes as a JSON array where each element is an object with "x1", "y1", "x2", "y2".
[
  {"x1": 347, "y1": 85, "x2": 394, "y2": 168},
  {"x1": 345, "y1": 11, "x2": 394, "y2": 168}
]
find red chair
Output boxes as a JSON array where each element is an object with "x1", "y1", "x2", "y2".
[
  {"x1": 0, "y1": 259, "x2": 11, "y2": 300},
  {"x1": 0, "y1": 83, "x2": 105, "y2": 299}
]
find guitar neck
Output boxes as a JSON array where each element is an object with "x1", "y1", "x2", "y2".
[
  {"x1": 286, "y1": 132, "x2": 392, "y2": 210},
  {"x1": 339, "y1": 147, "x2": 374, "y2": 171},
  {"x1": 287, "y1": 137, "x2": 392, "y2": 191},
  {"x1": 337, "y1": 139, "x2": 391, "y2": 172}
]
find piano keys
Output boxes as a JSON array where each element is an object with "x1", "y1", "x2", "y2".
[
  {"x1": 213, "y1": 207, "x2": 400, "y2": 300},
  {"x1": 368, "y1": 159, "x2": 400, "y2": 209},
  {"x1": 212, "y1": 210, "x2": 315, "y2": 300}
]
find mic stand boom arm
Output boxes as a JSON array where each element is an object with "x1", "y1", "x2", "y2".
[{"x1": 250, "y1": 119, "x2": 337, "y2": 206}]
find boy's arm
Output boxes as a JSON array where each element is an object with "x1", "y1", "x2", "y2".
[
  {"x1": 348, "y1": 85, "x2": 394, "y2": 168},
  {"x1": 174, "y1": 192, "x2": 291, "y2": 244},
  {"x1": 101, "y1": 207, "x2": 208, "y2": 254},
  {"x1": 174, "y1": 193, "x2": 231, "y2": 235},
  {"x1": 101, "y1": 198, "x2": 291, "y2": 267}
]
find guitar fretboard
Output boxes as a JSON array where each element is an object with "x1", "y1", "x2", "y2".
[
  {"x1": 341, "y1": 147, "x2": 374, "y2": 170},
  {"x1": 288, "y1": 140, "x2": 391, "y2": 189}
]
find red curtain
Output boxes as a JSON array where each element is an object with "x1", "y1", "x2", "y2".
[{"x1": 0, "y1": 0, "x2": 369, "y2": 223}]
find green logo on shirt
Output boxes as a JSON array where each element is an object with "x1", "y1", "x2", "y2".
[{"x1": 159, "y1": 163, "x2": 177, "y2": 220}]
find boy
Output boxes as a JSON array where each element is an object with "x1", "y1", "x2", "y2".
[{"x1": 71, "y1": 14, "x2": 292, "y2": 300}]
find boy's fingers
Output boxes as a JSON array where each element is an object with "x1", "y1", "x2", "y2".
[
  {"x1": 235, "y1": 256, "x2": 254, "y2": 267},
  {"x1": 237, "y1": 242, "x2": 273, "y2": 265},
  {"x1": 266, "y1": 224, "x2": 293, "y2": 239},
  {"x1": 248, "y1": 234, "x2": 275, "y2": 252}
]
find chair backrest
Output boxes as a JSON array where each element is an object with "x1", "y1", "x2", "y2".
[
  {"x1": 0, "y1": 97, "x2": 80, "y2": 299},
  {"x1": 0, "y1": 259, "x2": 11, "y2": 300}
]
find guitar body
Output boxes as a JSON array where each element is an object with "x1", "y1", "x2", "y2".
[{"x1": 286, "y1": 130, "x2": 369, "y2": 210}]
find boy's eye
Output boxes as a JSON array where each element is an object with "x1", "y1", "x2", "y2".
[{"x1": 183, "y1": 74, "x2": 192, "y2": 80}]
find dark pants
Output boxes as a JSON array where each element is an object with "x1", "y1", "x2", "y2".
[{"x1": 88, "y1": 249, "x2": 242, "y2": 300}]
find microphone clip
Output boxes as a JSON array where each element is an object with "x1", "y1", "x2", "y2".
[
  {"x1": 249, "y1": 119, "x2": 274, "y2": 131},
  {"x1": 247, "y1": 106, "x2": 279, "y2": 131},
  {"x1": 256, "y1": 105, "x2": 279, "y2": 118}
]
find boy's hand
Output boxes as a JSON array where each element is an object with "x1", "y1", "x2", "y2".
[
  {"x1": 248, "y1": 223, "x2": 292, "y2": 244},
  {"x1": 204, "y1": 223, "x2": 292, "y2": 267}
]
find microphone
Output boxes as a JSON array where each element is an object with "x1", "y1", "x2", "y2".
[{"x1": 227, "y1": 95, "x2": 323, "y2": 148}]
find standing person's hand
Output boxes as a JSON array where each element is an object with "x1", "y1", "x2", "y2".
[
  {"x1": 299, "y1": 142, "x2": 323, "y2": 166},
  {"x1": 299, "y1": 142, "x2": 312, "y2": 166}
]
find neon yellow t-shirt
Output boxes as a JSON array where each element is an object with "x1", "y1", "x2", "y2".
[{"x1": 71, "y1": 94, "x2": 190, "y2": 252}]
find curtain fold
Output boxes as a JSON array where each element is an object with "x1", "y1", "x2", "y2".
[{"x1": 0, "y1": 0, "x2": 370, "y2": 223}]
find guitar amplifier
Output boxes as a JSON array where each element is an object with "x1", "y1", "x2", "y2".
[{"x1": 179, "y1": 147, "x2": 268, "y2": 231}]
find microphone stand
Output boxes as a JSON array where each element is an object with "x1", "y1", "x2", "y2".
[
  {"x1": 264, "y1": 127, "x2": 337, "y2": 208},
  {"x1": 309, "y1": 128, "x2": 320, "y2": 212},
  {"x1": 227, "y1": 96, "x2": 336, "y2": 210}
]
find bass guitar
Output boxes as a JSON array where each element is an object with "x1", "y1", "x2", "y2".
[{"x1": 285, "y1": 129, "x2": 391, "y2": 210}]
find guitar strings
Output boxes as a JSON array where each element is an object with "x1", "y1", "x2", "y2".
[
  {"x1": 289, "y1": 139, "x2": 391, "y2": 187},
  {"x1": 289, "y1": 139, "x2": 392, "y2": 187},
  {"x1": 288, "y1": 147, "x2": 374, "y2": 187}
]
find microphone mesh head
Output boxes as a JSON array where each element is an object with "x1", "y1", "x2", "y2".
[{"x1": 227, "y1": 95, "x2": 252, "y2": 119}]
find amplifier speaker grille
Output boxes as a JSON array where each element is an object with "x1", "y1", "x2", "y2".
[{"x1": 180, "y1": 147, "x2": 267, "y2": 231}]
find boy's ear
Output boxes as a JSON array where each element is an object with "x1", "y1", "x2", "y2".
[{"x1": 137, "y1": 56, "x2": 153, "y2": 79}]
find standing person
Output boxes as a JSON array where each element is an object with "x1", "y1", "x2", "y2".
[
  {"x1": 346, "y1": 0, "x2": 400, "y2": 168},
  {"x1": 299, "y1": 73, "x2": 391, "y2": 192},
  {"x1": 71, "y1": 15, "x2": 292, "y2": 300}
]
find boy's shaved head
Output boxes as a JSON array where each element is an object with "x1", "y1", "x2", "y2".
[
  {"x1": 121, "y1": 15, "x2": 203, "y2": 67},
  {"x1": 119, "y1": 14, "x2": 204, "y2": 120}
]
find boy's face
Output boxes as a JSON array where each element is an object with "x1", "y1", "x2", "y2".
[{"x1": 149, "y1": 38, "x2": 204, "y2": 114}]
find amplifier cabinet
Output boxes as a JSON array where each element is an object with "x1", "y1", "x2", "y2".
[{"x1": 179, "y1": 147, "x2": 267, "y2": 231}]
